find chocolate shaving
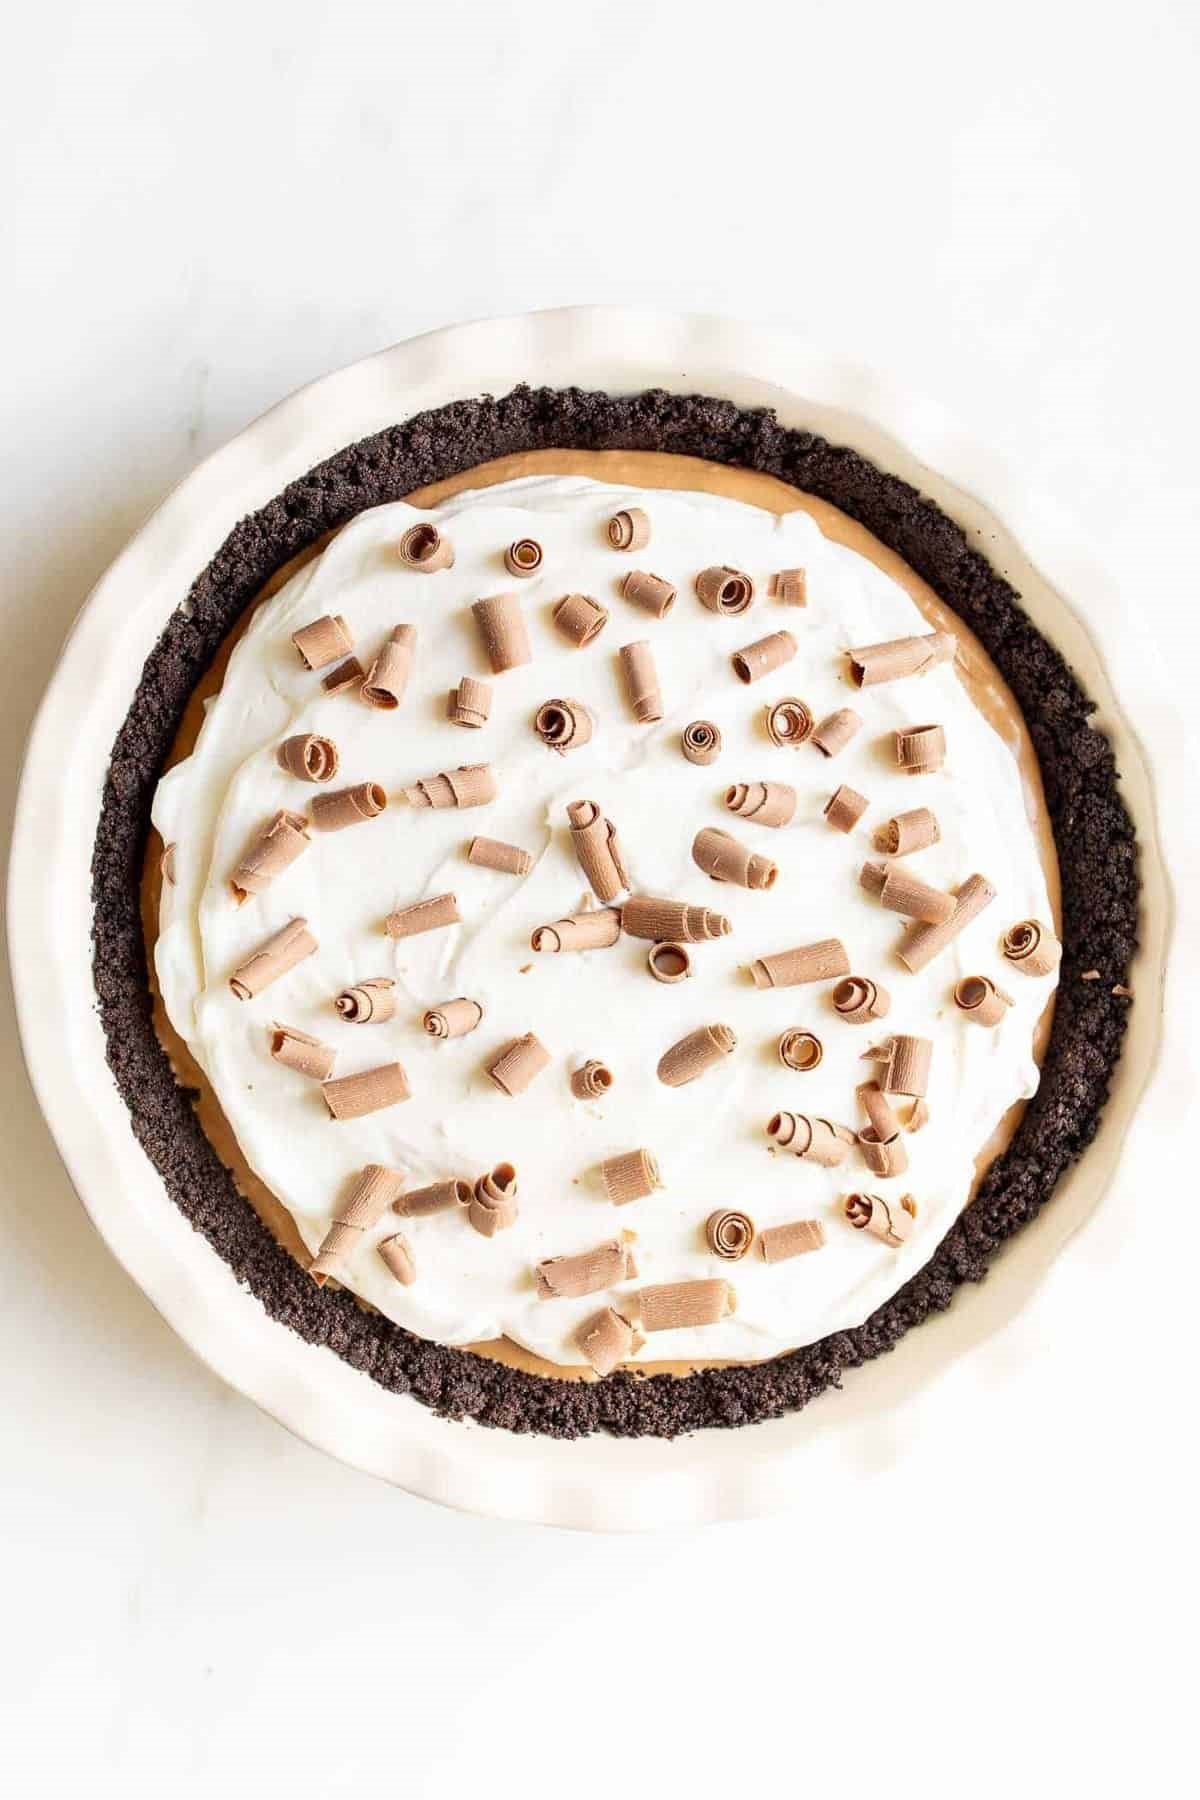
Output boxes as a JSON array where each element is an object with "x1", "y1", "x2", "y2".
[
  {"x1": 876, "y1": 865, "x2": 956, "y2": 925},
  {"x1": 769, "y1": 568, "x2": 807, "y2": 606},
  {"x1": 866, "y1": 1034, "x2": 933, "y2": 1098},
  {"x1": 621, "y1": 570, "x2": 676, "y2": 618},
  {"x1": 269, "y1": 1024, "x2": 336, "y2": 1081},
  {"x1": 706, "y1": 1209, "x2": 755, "y2": 1261},
  {"x1": 576, "y1": 1306, "x2": 640, "y2": 1377},
  {"x1": 535, "y1": 1238, "x2": 636, "y2": 1300},
  {"x1": 681, "y1": 720, "x2": 722, "y2": 765},
  {"x1": 647, "y1": 941, "x2": 692, "y2": 984},
  {"x1": 894, "y1": 722, "x2": 946, "y2": 775},
  {"x1": 230, "y1": 809, "x2": 310, "y2": 901},
  {"x1": 848, "y1": 631, "x2": 957, "y2": 687},
  {"x1": 875, "y1": 807, "x2": 940, "y2": 856},
  {"x1": 823, "y1": 785, "x2": 869, "y2": 834},
  {"x1": 468, "y1": 1162, "x2": 519, "y2": 1236},
  {"x1": 857, "y1": 1129, "x2": 909, "y2": 1177},
  {"x1": 530, "y1": 907, "x2": 622, "y2": 953},
  {"x1": 534, "y1": 698, "x2": 594, "y2": 753},
  {"x1": 487, "y1": 1033, "x2": 551, "y2": 1096},
  {"x1": 361, "y1": 625, "x2": 416, "y2": 709},
  {"x1": 618, "y1": 639, "x2": 663, "y2": 723},
  {"x1": 906, "y1": 1097, "x2": 931, "y2": 1133},
  {"x1": 447, "y1": 676, "x2": 493, "y2": 729},
  {"x1": 732, "y1": 629, "x2": 798, "y2": 684},
  {"x1": 778, "y1": 1028, "x2": 823, "y2": 1072},
  {"x1": 607, "y1": 507, "x2": 651, "y2": 551},
  {"x1": 954, "y1": 974, "x2": 1013, "y2": 1027},
  {"x1": 385, "y1": 892, "x2": 461, "y2": 939},
  {"x1": 472, "y1": 593, "x2": 532, "y2": 673},
  {"x1": 291, "y1": 613, "x2": 352, "y2": 670},
  {"x1": 897, "y1": 873, "x2": 996, "y2": 972},
  {"x1": 311, "y1": 781, "x2": 387, "y2": 831},
  {"x1": 620, "y1": 896, "x2": 731, "y2": 943},
  {"x1": 725, "y1": 781, "x2": 797, "y2": 828},
  {"x1": 277, "y1": 733, "x2": 339, "y2": 783},
  {"x1": 696, "y1": 566, "x2": 754, "y2": 615},
  {"x1": 568, "y1": 799, "x2": 630, "y2": 903},
  {"x1": 599, "y1": 1148, "x2": 661, "y2": 1205},
  {"x1": 811, "y1": 707, "x2": 863, "y2": 758},
  {"x1": 692, "y1": 826, "x2": 777, "y2": 890},
  {"x1": 310, "y1": 1163, "x2": 405, "y2": 1284},
  {"x1": 335, "y1": 977, "x2": 396, "y2": 1024},
  {"x1": 321, "y1": 656, "x2": 365, "y2": 695},
  {"x1": 423, "y1": 997, "x2": 484, "y2": 1039},
  {"x1": 394, "y1": 1178, "x2": 472, "y2": 1218},
  {"x1": 657, "y1": 1022, "x2": 736, "y2": 1087},
  {"x1": 322, "y1": 1063, "x2": 411, "y2": 1120},
  {"x1": 553, "y1": 593, "x2": 609, "y2": 647},
  {"x1": 504, "y1": 537, "x2": 543, "y2": 578},
  {"x1": 378, "y1": 1233, "x2": 417, "y2": 1286},
  {"x1": 765, "y1": 698, "x2": 814, "y2": 748},
  {"x1": 1002, "y1": 918, "x2": 1062, "y2": 977},
  {"x1": 468, "y1": 835, "x2": 534, "y2": 876},
  {"x1": 229, "y1": 917, "x2": 317, "y2": 1001},
  {"x1": 766, "y1": 1112, "x2": 849, "y2": 1168},
  {"x1": 858, "y1": 1082, "x2": 903, "y2": 1144},
  {"x1": 843, "y1": 1191, "x2": 917, "y2": 1247},
  {"x1": 832, "y1": 975, "x2": 891, "y2": 1023},
  {"x1": 859, "y1": 860, "x2": 889, "y2": 897},
  {"x1": 397, "y1": 522, "x2": 453, "y2": 571},
  {"x1": 750, "y1": 938, "x2": 850, "y2": 989},
  {"x1": 404, "y1": 764, "x2": 496, "y2": 810},
  {"x1": 635, "y1": 1280, "x2": 736, "y2": 1332},
  {"x1": 759, "y1": 1219, "x2": 826, "y2": 1262},
  {"x1": 570, "y1": 1060, "x2": 613, "y2": 1099}
]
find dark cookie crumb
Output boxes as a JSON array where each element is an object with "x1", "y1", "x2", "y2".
[{"x1": 90, "y1": 386, "x2": 1138, "y2": 1438}]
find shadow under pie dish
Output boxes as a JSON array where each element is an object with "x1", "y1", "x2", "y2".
[{"x1": 96, "y1": 386, "x2": 1136, "y2": 1440}]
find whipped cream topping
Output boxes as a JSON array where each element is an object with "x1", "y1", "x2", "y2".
[{"x1": 152, "y1": 477, "x2": 1056, "y2": 1368}]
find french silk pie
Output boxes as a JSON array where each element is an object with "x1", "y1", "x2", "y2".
[{"x1": 93, "y1": 388, "x2": 1137, "y2": 1437}]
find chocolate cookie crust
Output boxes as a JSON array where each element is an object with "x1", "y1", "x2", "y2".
[{"x1": 91, "y1": 387, "x2": 1137, "y2": 1438}]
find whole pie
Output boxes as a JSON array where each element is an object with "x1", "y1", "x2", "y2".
[{"x1": 93, "y1": 388, "x2": 1137, "y2": 1437}]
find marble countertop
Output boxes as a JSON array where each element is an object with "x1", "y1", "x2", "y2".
[{"x1": 2, "y1": 3, "x2": 1196, "y2": 1795}]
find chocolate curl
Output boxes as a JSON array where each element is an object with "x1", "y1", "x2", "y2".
[
  {"x1": 954, "y1": 974, "x2": 1014, "y2": 1027},
  {"x1": 469, "y1": 1163, "x2": 519, "y2": 1236},
  {"x1": 292, "y1": 613, "x2": 353, "y2": 670},
  {"x1": 310, "y1": 1164, "x2": 405, "y2": 1284},
  {"x1": 778, "y1": 1029, "x2": 823, "y2": 1072},
  {"x1": 577, "y1": 1307, "x2": 640, "y2": 1377},
  {"x1": 570, "y1": 1060, "x2": 613, "y2": 1099},
  {"x1": 335, "y1": 977, "x2": 396, "y2": 1024},
  {"x1": 844, "y1": 1191, "x2": 917, "y2": 1248},
  {"x1": 423, "y1": 997, "x2": 484, "y2": 1039},
  {"x1": 599, "y1": 1148, "x2": 661, "y2": 1205},
  {"x1": 504, "y1": 537, "x2": 543, "y2": 578},
  {"x1": 765, "y1": 698, "x2": 814, "y2": 748},
  {"x1": 636, "y1": 1279, "x2": 736, "y2": 1332},
  {"x1": 897, "y1": 873, "x2": 996, "y2": 973},
  {"x1": 270, "y1": 1024, "x2": 336, "y2": 1081},
  {"x1": 1002, "y1": 919, "x2": 1063, "y2": 978},
  {"x1": 322, "y1": 1063, "x2": 411, "y2": 1120},
  {"x1": 759, "y1": 1219, "x2": 826, "y2": 1262},
  {"x1": 848, "y1": 630, "x2": 957, "y2": 687},
  {"x1": 769, "y1": 568, "x2": 807, "y2": 606},
  {"x1": 859, "y1": 860, "x2": 889, "y2": 897},
  {"x1": 618, "y1": 640, "x2": 663, "y2": 723},
  {"x1": 656, "y1": 1022, "x2": 736, "y2": 1088},
  {"x1": 857, "y1": 1082, "x2": 902, "y2": 1142},
  {"x1": 161, "y1": 842, "x2": 177, "y2": 885},
  {"x1": 692, "y1": 826, "x2": 778, "y2": 890},
  {"x1": 621, "y1": 570, "x2": 676, "y2": 618},
  {"x1": 311, "y1": 781, "x2": 387, "y2": 831},
  {"x1": 567, "y1": 799, "x2": 630, "y2": 904},
  {"x1": 620, "y1": 896, "x2": 731, "y2": 943},
  {"x1": 322, "y1": 656, "x2": 365, "y2": 695},
  {"x1": 447, "y1": 676, "x2": 493, "y2": 729},
  {"x1": 468, "y1": 836, "x2": 533, "y2": 876},
  {"x1": 647, "y1": 941, "x2": 692, "y2": 984},
  {"x1": 823, "y1": 785, "x2": 869, "y2": 834},
  {"x1": 534, "y1": 698, "x2": 594, "y2": 754},
  {"x1": 377, "y1": 1233, "x2": 417, "y2": 1286},
  {"x1": 705, "y1": 1209, "x2": 755, "y2": 1261},
  {"x1": 230, "y1": 809, "x2": 310, "y2": 900},
  {"x1": 696, "y1": 566, "x2": 754, "y2": 615},
  {"x1": 472, "y1": 593, "x2": 532, "y2": 673},
  {"x1": 832, "y1": 976, "x2": 891, "y2": 1024},
  {"x1": 732, "y1": 629, "x2": 798, "y2": 685},
  {"x1": 750, "y1": 939, "x2": 850, "y2": 990},
  {"x1": 277, "y1": 733, "x2": 339, "y2": 783},
  {"x1": 607, "y1": 507, "x2": 651, "y2": 551},
  {"x1": 876, "y1": 865, "x2": 956, "y2": 925},
  {"x1": 394, "y1": 1178, "x2": 472, "y2": 1218},
  {"x1": 724, "y1": 781, "x2": 797, "y2": 829},
  {"x1": 385, "y1": 892, "x2": 461, "y2": 939},
  {"x1": 857, "y1": 1128, "x2": 909, "y2": 1177},
  {"x1": 535, "y1": 1238, "x2": 635, "y2": 1300},
  {"x1": 531, "y1": 908, "x2": 622, "y2": 953},
  {"x1": 229, "y1": 918, "x2": 317, "y2": 1001},
  {"x1": 867, "y1": 1034, "x2": 933, "y2": 1098},
  {"x1": 397, "y1": 522, "x2": 453, "y2": 571},
  {"x1": 811, "y1": 707, "x2": 863, "y2": 758},
  {"x1": 895, "y1": 723, "x2": 946, "y2": 775},
  {"x1": 766, "y1": 1112, "x2": 849, "y2": 1168},
  {"x1": 875, "y1": 807, "x2": 940, "y2": 856},
  {"x1": 906, "y1": 1098, "x2": 931, "y2": 1133},
  {"x1": 487, "y1": 1033, "x2": 551, "y2": 1096},
  {"x1": 362, "y1": 625, "x2": 416, "y2": 709},
  {"x1": 553, "y1": 593, "x2": 609, "y2": 647},
  {"x1": 681, "y1": 720, "x2": 722, "y2": 765},
  {"x1": 404, "y1": 763, "x2": 496, "y2": 810}
]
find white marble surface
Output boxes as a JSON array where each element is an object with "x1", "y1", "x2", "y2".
[{"x1": 1, "y1": 3, "x2": 1196, "y2": 1795}]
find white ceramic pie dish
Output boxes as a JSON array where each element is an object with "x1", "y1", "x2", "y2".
[{"x1": 8, "y1": 309, "x2": 1170, "y2": 1529}]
